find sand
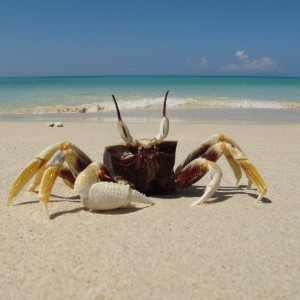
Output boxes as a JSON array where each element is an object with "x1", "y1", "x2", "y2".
[{"x1": 0, "y1": 118, "x2": 299, "y2": 299}]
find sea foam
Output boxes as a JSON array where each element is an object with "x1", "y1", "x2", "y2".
[{"x1": 1, "y1": 96, "x2": 299, "y2": 114}]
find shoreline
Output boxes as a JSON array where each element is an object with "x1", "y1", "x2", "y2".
[
  {"x1": 0, "y1": 99, "x2": 299, "y2": 115},
  {"x1": 1, "y1": 108, "x2": 300, "y2": 124}
]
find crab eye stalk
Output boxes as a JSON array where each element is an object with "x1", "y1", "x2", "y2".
[
  {"x1": 112, "y1": 95, "x2": 137, "y2": 146},
  {"x1": 154, "y1": 91, "x2": 170, "y2": 144}
]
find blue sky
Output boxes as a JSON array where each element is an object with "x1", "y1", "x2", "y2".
[{"x1": 0, "y1": 0, "x2": 299, "y2": 77}]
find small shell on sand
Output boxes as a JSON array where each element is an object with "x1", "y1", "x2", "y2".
[{"x1": 47, "y1": 122, "x2": 63, "y2": 127}]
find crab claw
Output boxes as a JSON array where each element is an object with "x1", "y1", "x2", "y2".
[{"x1": 78, "y1": 181, "x2": 154, "y2": 211}]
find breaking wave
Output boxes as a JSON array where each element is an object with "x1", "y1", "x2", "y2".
[{"x1": 1, "y1": 96, "x2": 299, "y2": 114}]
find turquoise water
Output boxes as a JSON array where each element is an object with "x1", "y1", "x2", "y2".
[{"x1": 0, "y1": 76, "x2": 299, "y2": 113}]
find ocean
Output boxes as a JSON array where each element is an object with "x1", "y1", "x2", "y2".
[{"x1": 0, "y1": 76, "x2": 299, "y2": 114}]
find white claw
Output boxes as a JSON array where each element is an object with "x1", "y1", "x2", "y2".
[
  {"x1": 191, "y1": 161, "x2": 222, "y2": 206},
  {"x1": 81, "y1": 181, "x2": 154, "y2": 210}
]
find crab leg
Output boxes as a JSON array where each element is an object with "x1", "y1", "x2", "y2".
[
  {"x1": 176, "y1": 133, "x2": 242, "y2": 173},
  {"x1": 28, "y1": 160, "x2": 78, "y2": 192},
  {"x1": 58, "y1": 166, "x2": 76, "y2": 189},
  {"x1": 28, "y1": 167, "x2": 46, "y2": 192},
  {"x1": 191, "y1": 160, "x2": 223, "y2": 206},
  {"x1": 39, "y1": 160, "x2": 64, "y2": 219},
  {"x1": 28, "y1": 143, "x2": 92, "y2": 193},
  {"x1": 7, "y1": 142, "x2": 70, "y2": 206},
  {"x1": 37, "y1": 149, "x2": 84, "y2": 218},
  {"x1": 176, "y1": 133, "x2": 267, "y2": 201},
  {"x1": 224, "y1": 152, "x2": 243, "y2": 186},
  {"x1": 175, "y1": 158, "x2": 223, "y2": 205},
  {"x1": 7, "y1": 141, "x2": 92, "y2": 209},
  {"x1": 201, "y1": 142, "x2": 267, "y2": 202},
  {"x1": 38, "y1": 148, "x2": 94, "y2": 218},
  {"x1": 225, "y1": 145, "x2": 267, "y2": 202},
  {"x1": 199, "y1": 142, "x2": 243, "y2": 186}
]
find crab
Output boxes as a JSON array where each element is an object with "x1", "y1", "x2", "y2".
[{"x1": 7, "y1": 91, "x2": 267, "y2": 219}]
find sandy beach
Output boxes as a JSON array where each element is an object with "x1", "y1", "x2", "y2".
[{"x1": 0, "y1": 114, "x2": 299, "y2": 299}]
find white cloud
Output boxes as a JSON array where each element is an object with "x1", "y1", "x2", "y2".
[
  {"x1": 199, "y1": 57, "x2": 209, "y2": 68},
  {"x1": 236, "y1": 50, "x2": 248, "y2": 62},
  {"x1": 187, "y1": 56, "x2": 209, "y2": 69},
  {"x1": 247, "y1": 56, "x2": 277, "y2": 70},
  {"x1": 224, "y1": 51, "x2": 277, "y2": 71}
]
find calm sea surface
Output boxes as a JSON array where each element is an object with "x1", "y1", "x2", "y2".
[{"x1": 0, "y1": 76, "x2": 299, "y2": 113}]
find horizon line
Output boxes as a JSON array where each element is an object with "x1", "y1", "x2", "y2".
[{"x1": 1, "y1": 74, "x2": 299, "y2": 79}]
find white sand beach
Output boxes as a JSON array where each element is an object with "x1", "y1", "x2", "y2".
[{"x1": 0, "y1": 119, "x2": 299, "y2": 299}]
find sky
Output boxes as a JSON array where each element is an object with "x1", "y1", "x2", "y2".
[{"x1": 0, "y1": 0, "x2": 299, "y2": 77}]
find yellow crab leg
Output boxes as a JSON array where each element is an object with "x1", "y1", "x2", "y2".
[
  {"x1": 224, "y1": 151, "x2": 242, "y2": 186},
  {"x1": 7, "y1": 158, "x2": 45, "y2": 206},
  {"x1": 239, "y1": 161, "x2": 267, "y2": 202},
  {"x1": 226, "y1": 145, "x2": 267, "y2": 202},
  {"x1": 38, "y1": 150, "x2": 74, "y2": 219},
  {"x1": 27, "y1": 167, "x2": 46, "y2": 192},
  {"x1": 39, "y1": 164, "x2": 62, "y2": 219},
  {"x1": 7, "y1": 142, "x2": 70, "y2": 206}
]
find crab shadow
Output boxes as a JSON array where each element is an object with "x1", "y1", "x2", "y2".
[
  {"x1": 16, "y1": 192, "x2": 81, "y2": 206},
  {"x1": 155, "y1": 185, "x2": 272, "y2": 204},
  {"x1": 50, "y1": 205, "x2": 150, "y2": 219},
  {"x1": 15, "y1": 185, "x2": 271, "y2": 220},
  {"x1": 16, "y1": 192, "x2": 151, "y2": 220}
]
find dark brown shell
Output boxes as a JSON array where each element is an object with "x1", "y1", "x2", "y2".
[{"x1": 103, "y1": 141, "x2": 177, "y2": 195}]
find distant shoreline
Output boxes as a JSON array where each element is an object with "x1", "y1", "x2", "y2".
[
  {"x1": 1, "y1": 75, "x2": 300, "y2": 79},
  {"x1": 1, "y1": 108, "x2": 299, "y2": 124}
]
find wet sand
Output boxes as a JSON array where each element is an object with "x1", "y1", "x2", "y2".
[{"x1": 1, "y1": 107, "x2": 300, "y2": 124}]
